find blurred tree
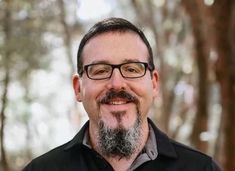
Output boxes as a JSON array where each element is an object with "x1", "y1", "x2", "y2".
[
  {"x1": 131, "y1": 1, "x2": 235, "y2": 170},
  {"x1": 1, "y1": 0, "x2": 12, "y2": 170},
  {"x1": 0, "y1": 0, "x2": 50, "y2": 170},
  {"x1": 1, "y1": 0, "x2": 83, "y2": 170},
  {"x1": 57, "y1": 0, "x2": 85, "y2": 135},
  {"x1": 58, "y1": 0, "x2": 75, "y2": 75},
  {"x1": 181, "y1": 0, "x2": 211, "y2": 153},
  {"x1": 211, "y1": 1, "x2": 235, "y2": 170},
  {"x1": 182, "y1": 0, "x2": 235, "y2": 170}
]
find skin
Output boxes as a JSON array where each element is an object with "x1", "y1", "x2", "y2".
[{"x1": 73, "y1": 31, "x2": 159, "y2": 170}]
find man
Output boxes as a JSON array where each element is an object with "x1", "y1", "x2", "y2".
[{"x1": 23, "y1": 18, "x2": 220, "y2": 171}]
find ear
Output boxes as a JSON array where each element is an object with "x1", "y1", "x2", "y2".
[
  {"x1": 151, "y1": 70, "x2": 159, "y2": 98},
  {"x1": 72, "y1": 74, "x2": 82, "y2": 102}
]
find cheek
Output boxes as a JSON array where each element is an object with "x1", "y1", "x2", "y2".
[
  {"x1": 134, "y1": 84, "x2": 155, "y2": 114},
  {"x1": 81, "y1": 86, "x2": 97, "y2": 104},
  {"x1": 80, "y1": 86, "x2": 99, "y2": 121},
  {"x1": 80, "y1": 82, "x2": 105, "y2": 108}
]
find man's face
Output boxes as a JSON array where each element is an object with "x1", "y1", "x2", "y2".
[{"x1": 73, "y1": 31, "x2": 158, "y2": 131}]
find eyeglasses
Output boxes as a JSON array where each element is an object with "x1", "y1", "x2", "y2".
[{"x1": 81, "y1": 62, "x2": 150, "y2": 80}]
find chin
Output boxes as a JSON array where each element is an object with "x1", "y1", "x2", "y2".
[
  {"x1": 102, "y1": 116, "x2": 140, "y2": 131},
  {"x1": 101, "y1": 120, "x2": 125, "y2": 130}
]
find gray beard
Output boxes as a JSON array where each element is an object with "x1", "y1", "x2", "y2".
[{"x1": 97, "y1": 112, "x2": 142, "y2": 159}]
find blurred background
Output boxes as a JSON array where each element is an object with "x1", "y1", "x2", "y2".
[{"x1": 0, "y1": 0, "x2": 234, "y2": 170}]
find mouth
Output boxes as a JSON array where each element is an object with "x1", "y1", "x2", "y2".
[{"x1": 105, "y1": 98, "x2": 133, "y2": 105}]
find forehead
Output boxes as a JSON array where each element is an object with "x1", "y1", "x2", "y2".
[{"x1": 82, "y1": 31, "x2": 149, "y2": 64}]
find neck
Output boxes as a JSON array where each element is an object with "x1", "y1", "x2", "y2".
[{"x1": 89, "y1": 119, "x2": 149, "y2": 171}]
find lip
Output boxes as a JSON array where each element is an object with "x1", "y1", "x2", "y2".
[
  {"x1": 104, "y1": 98, "x2": 131, "y2": 105},
  {"x1": 101, "y1": 102, "x2": 134, "y2": 111}
]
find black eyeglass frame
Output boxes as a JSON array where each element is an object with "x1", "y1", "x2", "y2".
[{"x1": 80, "y1": 62, "x2": 152, "y2": 80}]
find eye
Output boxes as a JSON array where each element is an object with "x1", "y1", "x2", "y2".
[
  {"x1": 88, "y1": 64, "x2": 111, "y2": 76},
  {"x1": 126, "y1": 67, "x2": 139, "y2": 73},
  {"x1": 93, "y1": 68, "x2": 109, "y2": 75},
  {"x1": 122, "y1": 63, "x2": 143, "y2": 74}
]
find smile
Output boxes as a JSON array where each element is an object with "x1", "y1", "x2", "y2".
[{"x1": 108, "y1": 99, "x2": 130, "y2": 105}]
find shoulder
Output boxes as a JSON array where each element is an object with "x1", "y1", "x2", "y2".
[
  {"x1": 22, "y1": 122, "x2": 89, "y2": 171},
  {"x1": 149, "y1": 118, "x2": 213, "y2": 161},
  {"x1": 34, "y1": 142, "x2": 71, "y2": 162},
  {"x1": 22, "y1": 142, "x2": 73, "y2": 171},
  {"x1": 171, "y1": 140, "x2": 221, "y2": 170},
  {"x1": 171, "y1": 140, "x2": 210, "y2": 159},
  {"x1": 147, "y1": 118, "x2": 221, "y2": 170},
  {"x1": 171, "y1": 140, "x2": 211, "y2": 162}
]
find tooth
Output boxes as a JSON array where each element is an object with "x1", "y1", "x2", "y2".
[{"x1": 110, "y1": 101, "x2": 126, "y2": 105}]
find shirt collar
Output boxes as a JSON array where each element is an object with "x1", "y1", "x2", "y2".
[
  {"x1": 82, "y1": 127, "x2": 92, "y2": 148},
  {"x1": 148, "y1": 118, "x2": 177, "y2": 159},
  {"x1": 64, "y1": 119, "x2": 178, "y2": 159},
  {"x1": 144, "y1": 124, "x2": 158, "y2": 159},
  {"x1": 81, "y1": 121, "x2": 158, "y2": 160}
]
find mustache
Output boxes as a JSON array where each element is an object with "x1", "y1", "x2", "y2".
[{"x1": 99, "y1": 90, "x2": 139, "y2": 104}]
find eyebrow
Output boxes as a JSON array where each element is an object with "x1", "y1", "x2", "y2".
[{"x1": 88, "y1": 59, "x2": 142, "y2": 65}]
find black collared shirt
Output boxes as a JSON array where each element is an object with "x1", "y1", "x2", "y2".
[{"x1": 22, "y1": 118, "x2": 221, "y2": 171}]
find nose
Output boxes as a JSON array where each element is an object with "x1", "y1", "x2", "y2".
[{"x1": 106, "y1": 68, "x2": 127, "y2": 90}]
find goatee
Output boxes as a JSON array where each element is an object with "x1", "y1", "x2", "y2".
[{"x1": 98, "y1": 114, "x2": 142, "y2": 159}]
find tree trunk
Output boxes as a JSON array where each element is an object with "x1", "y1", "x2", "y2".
[
  {"x1": 57, "y1": 0, "x2": 84, "y2": 127},
  {"x1": 58, "y1": 0, "x2": 75, "y2": 75},
  {"x1": 181, "y1": 0, "x2": 211, "y2": 152},
  {"x1": 0, "y1": 67, "x2": 9, "y2": 171},
  {"x1": 0, "y1": 0, "x2": 12, "y2": 170},
  {"x1": 212, "y1": 1, "x2": 235, "y2": 170}
]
